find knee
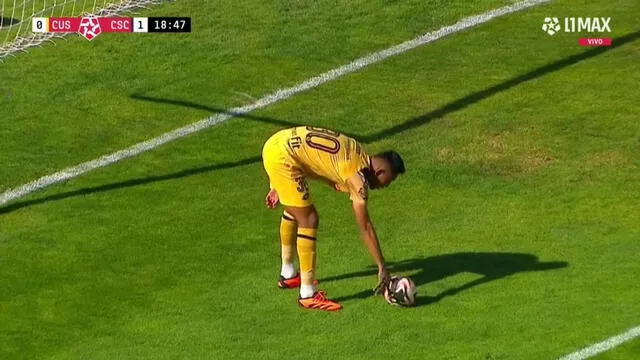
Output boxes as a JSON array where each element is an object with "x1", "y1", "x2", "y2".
[
  {"x1": 306, "y1": 210, "x2": 319, "y2": 228},
  {"x1": 297, "y1": 209, "x2": 319, "y2": 229},
  {"x1": 286, "y1": 207, "x2": 319, "y2": 229}
]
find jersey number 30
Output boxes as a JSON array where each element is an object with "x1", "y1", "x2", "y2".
[{"x1": 305, "y1": 127, "x2": 341, "y2": 154}]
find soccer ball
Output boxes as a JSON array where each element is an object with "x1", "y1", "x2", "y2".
[{"x1": 383, "y1": 276, "x2": 417, "y2": 307}]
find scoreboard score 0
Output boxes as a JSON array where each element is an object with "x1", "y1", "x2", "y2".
[{"x1": 32, "y1": 16, "x2": 191, "y2": 41}]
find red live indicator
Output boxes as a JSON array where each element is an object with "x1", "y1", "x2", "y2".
[
  {"x1": 99, "y1": 17, "x2": 132, "y2": 32},
  {"x1": 579, "y1": 38, "x2": 612, "y2": 47}
]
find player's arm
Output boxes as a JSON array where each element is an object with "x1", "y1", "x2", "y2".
[
  {"x1": 351, "y1": 200, "x2": 386, "y2": 269},
  {"x1": 347, "y1": 174, "x2": 390, "y2": 290}
]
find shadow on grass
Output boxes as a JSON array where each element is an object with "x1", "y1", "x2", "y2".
[
  {"x1": 359, "y1": 30, "x2": 640, "y2": 143},
  {"x1": 129, "y1": 94, "x2": 362, "y2": 140},
  {"x1": 2, "y1": 31, "x2": 639, "y2": 214},
  {"x1": 0, "y1": 157, "x2": 260, "y2": 215},
  {"x1": 1, "y1": 17, "x2": 20, "y2": 27},
  {"x1": 130, "y1": 94, "x2": 303, "y2": 129},
  {"x1": 321, "y1": 252, "x2": 568, "y2": 306}
]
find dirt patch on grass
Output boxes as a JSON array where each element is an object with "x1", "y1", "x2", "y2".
[
  {"x1": 584, "y1": 151, "x2": 631, "y2": 168},
  {"x1": 435, "y1": 131, "x2": 553, "y2": 177}
]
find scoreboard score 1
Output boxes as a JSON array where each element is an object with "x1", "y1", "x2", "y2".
[{"x1": 32, "y1": 16, "x2": 191, "y2": 40}]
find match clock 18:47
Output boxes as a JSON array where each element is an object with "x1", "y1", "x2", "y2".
[{"x1": 143, "y1": 17, "x2": 191, "y2": 33}]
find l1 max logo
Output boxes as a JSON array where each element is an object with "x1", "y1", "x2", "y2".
[{"x1": 542, "y1": 17, "x2": 612, "y2": 36}]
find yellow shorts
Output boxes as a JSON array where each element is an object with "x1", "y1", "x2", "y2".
[{"x1": 262, "y1": 133, "x2": 313, "y2": 208}]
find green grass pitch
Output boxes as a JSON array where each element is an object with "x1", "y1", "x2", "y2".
[{"x1": 1, "y1": 1, "x2": 639, "y2": 359}]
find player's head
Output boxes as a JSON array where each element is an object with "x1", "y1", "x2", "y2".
[{"x1": 369, "y1": 151, "x2": 405, "y2": 189}]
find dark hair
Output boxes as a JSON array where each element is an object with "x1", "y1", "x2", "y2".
[{"x1": 377, "y1": 150, "x2": 405, "y2": 174}]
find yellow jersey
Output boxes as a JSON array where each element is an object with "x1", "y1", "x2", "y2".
[{"x1": 271, "y1": 126, "x2": 371, "y2": 202}]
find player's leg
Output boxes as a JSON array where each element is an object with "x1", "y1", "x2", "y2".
[
  {"x1": 281, "y1": 204, "x2": 318, "y2": 298},
  {"x1": 268, "y1": 173, "x2": 317, "y2": 292},
  {"x1": 278, "y1": 208, "x2": 322, "y2": 289},
  {"x1": 262, "y1": 139, "x2": 299, "y2": 287},
  {"x1": 284, "y1": 204, "x2": 341, "y2": 311},
  {"x1": 262, "y1": 144, "x2": 308, "y2": 289},
  {"x1": 277, "y1": 210, "x2": 299, "y2": 288},
  {"x1": 262, "y1": 147, "x2": 340, "y2": 310}
]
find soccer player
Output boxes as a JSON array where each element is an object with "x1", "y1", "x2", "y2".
[{"x1": 262, "y1": 126, "x2": 405, "y2": 311}]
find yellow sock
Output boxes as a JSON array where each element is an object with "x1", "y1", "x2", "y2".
[
  {"x1": 280, "y1": 211, "x2": 297, "y2": 278},
  {"x1": 297, "y1": 227, "x2": 317, "y2": 297}
]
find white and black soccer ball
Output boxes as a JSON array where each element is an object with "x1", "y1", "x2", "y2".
[{"x1": 383, "y1": 276, "x2": 417, "y2": 307}]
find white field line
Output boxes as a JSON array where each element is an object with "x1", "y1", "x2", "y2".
[
  {"x1": 557, "y1": 326, "x2": 640, "y2": 360},
  {"x1": 0, "y1": 0, "x2": 551, "y2": 206}
]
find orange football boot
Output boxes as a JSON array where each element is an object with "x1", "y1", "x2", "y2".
[
  {"x1": 298, "y1": 291, "x2": 342, "y2": 311},
  {"x1": 278, "y1": 273, "x2": 318, "y2": 289}
]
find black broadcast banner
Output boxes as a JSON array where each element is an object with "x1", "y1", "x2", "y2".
[{"x1": 147, "y1": 17, "x2": 191, "y2": 33}]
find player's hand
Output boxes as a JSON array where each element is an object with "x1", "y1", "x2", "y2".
[
  {"x1": 373, "y1": 266, "x2": 391, "y2": 295},
  {"x1": 265, "y1": 189, "x2": 279, "y2": 209},
  {"x1": 333, "y1": 183, "x2": 341, "y2": 192}
]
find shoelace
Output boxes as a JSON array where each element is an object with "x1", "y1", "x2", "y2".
[{"x1": 315, "y1": 291, "x2": 328, "y2": 301}]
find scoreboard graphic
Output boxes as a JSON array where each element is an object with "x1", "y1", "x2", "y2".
[{"x1": 32, "y1": 17, "x2": 191, "y2": 41}]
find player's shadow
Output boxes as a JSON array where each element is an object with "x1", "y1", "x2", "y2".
[
  {"x1": 322, "y1": 252, "x2": 568, "y2": 306},
  {"x1": 2, "y1": 31, "x2": 638, "y2": 214}
]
